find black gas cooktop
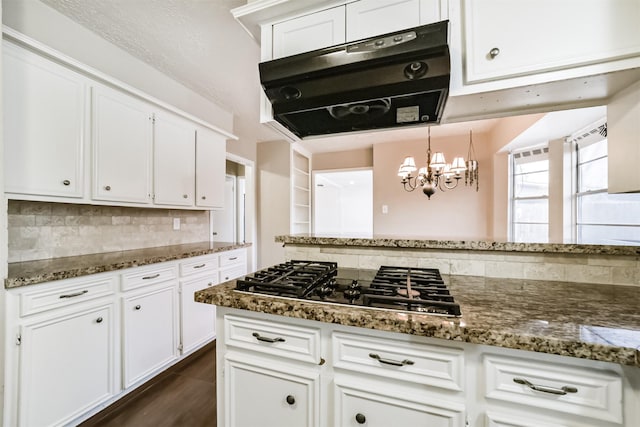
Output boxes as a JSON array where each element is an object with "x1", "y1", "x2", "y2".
[{"x1": 235, "y1": 260, "x2": 461, "y2": 317}]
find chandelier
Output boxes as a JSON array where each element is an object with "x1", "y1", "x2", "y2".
[{"x1": 397, "y1": 127, "x2": 479, "y2": 199}]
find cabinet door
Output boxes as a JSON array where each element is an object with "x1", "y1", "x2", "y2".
[
  {"x1": 334, "y1": 381, "x2": 465, "y2": 427},
  {"x1": 123, "y1": 284, "x2": 178, "y2": 387},
  {"x1": 346, "y1": 0, "x2": 421, "y2": 41},
  {"x1": 154, "y1": 112, "x2": 196, "y2": 206},
  {"x1": 273, "y1": 6, "x2": 346, "y2": 58},
  {"x1": 195, "y1": 127, "x2": 226, "y2": 208},
  {"x1": 92, "y1": 85, "x2": 153, "y2": 203},
  {"x1": 18, "y1": 303, "x2": 116, "y2": 427},
  {"x1": 3, "y1": 41, "x2": 86, "y2": 198},
  {"x1": 463, "y1": 0, "x2": 640, "y2": 83},
  {"x1": 181, "y1": 276, "x2": 217, "y2": 354},
  {"x1": 225, "y1": 357, "x2": 320, "y2": 427}
]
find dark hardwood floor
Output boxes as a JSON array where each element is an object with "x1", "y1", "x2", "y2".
[{"x1": 80, "y1": 341, "x2": 216, "y2": 427}]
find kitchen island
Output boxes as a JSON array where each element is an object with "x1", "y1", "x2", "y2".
[{"x1": 197, "y1": 236, "x2": 640, "y2": 427}]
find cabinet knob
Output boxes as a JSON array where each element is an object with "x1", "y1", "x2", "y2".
[
  {"x1": 201, "y1": 196, "x2": 206, "y2": 200},
  {"x1": 207, "y1": 282, "x2": 213, "y2": 287},
  {"x1": 135, "y1": 305, "x2": 141, "y2": 310},
  {"x1": 62, "y1": 179, "x2": 71, "y2": 186},
  {"x1": 105, "y1": 185, "x2": 111, "y2": 191},
  {"x1": 183, "y1": 194, "x2": 188, "y2": 199},
  {"x1": 286, "y1": 395, "x2": 295, "y2": 405},
  {"x1": 96, "y1": 317, "x2": 103, "y2": 323},
  {"x1": 489, "y1": 47, "x2": 500, "y2": 59},
  {"x1": 355, "y1": 413, "x2": 366, "y2": 424}
]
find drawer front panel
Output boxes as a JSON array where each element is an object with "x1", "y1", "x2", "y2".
[
  {"x1": 218, "y1": 249, "x2": 246, "y2": 268},
  {"x1": 121, "y1": 264, "x2": 177, "y2": 291},
  {"x1": 484, "y1": 355, "x2": 622, "y2": 423},
  {"x1": 179, "y1": 255, "x2": 218, "y2": 277},
  {"x1": 219, "y1": 264, "x2": 247, "y2": 283},
  {"x1": 332, "y1": 332, "x2": 464, "y2": 391},
  {"x1": 224, "y1": 314, "x2": 321, "y2": 364},
  {"x1": 19, "y1": 274, "x2": 116, "y2": 317}
]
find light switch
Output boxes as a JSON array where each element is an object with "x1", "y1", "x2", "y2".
[
  {"x1": 382, "y1": 205, "x2": 388, "y2": 214},
  {"x1": 173, "y1": 218, "x2": 180, "y2": 230}
]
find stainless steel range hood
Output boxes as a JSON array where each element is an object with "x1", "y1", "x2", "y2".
[{"x1": 259, "y1": 21, "x2": 450, "y2": 139}]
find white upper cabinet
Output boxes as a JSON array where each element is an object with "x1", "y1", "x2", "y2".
[
  {"x1": 3, "y1": 41, "x2": 86, "y2": 199},
  {"x1": 272, "y1": 6, "x2": 346, "y2": 58},
  {"x1": 195, "y1": 127, "x2": 226, "y2": 208},
  {"x1": 346, "y1": 0, "x2": 422, "y2": 41},
  {"x1": 3, "y1": 35, "x2": 235, "y2": 210},
  {"x1": 92, "y1": 85, "x2": 153, "y2": 204},
  {"x1": 153, "y1": 112, "x2": 196, "y2": 206},
  {"x1": 462, "y1": 0, "x2": 640, "y2": 84}
]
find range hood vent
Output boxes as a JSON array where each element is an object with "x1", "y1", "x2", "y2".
[{"x1": 259, "y1": 21, "x2": 450, "y2": 139}]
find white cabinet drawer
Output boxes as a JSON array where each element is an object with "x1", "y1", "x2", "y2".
[
  {"x1": 224, "y1": 314, "x2": 321, "y2": 364},
  {"x1": 19, "y1": 274, "x2": 117, "y2": 317},
  {"x1": 332, "y1": 332, "x2": 464, "y2": 391},
  {"x1": 179, "y1": 255, "x2": 218, "y2": 277},
  {"x1": 484, "y1": 355, "x2": 623, "y2": 423},
  {"x1": 121, "y1": 264, "x2": 177, "y2": 291},
  {"x1": 219, "y1": 264, "x2": 246, "y2": 283},
  {"x1": 218, "y1": 248, "x2": 246, "y2": 267}
]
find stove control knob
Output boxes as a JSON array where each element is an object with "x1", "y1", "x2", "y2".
[
  {"x1": 317, "y1": 285, "x2": 334, "y2": 298},
  {"x1": 344, "y1": 281, "x2": 362, "y2": 300}
]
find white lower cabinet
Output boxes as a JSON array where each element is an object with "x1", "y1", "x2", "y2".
[
  {"x1": 5, "y1": 272, "x2": 119, "y2": 427},
  {"x1": 218, "y1": 309, "x2": 640, "y2": 427},
  {"x1": 18, "y1": 300, "x2": 116, "y2": 427},
  {"x1": 225, "y1": 355, "x2": 320, "y2": 427},
  {"x1": 5, "y1": 251, "x2": 248, "y2": 426},
  {"x1": 179, "y1": 254, "x2": 219, "y2": 354},
  {"x1": 334, "y1": 380, "x2": 465, "y2": 427},
  {"x1": 122, "y1": 282, "x2": 179, "y2": 387}
]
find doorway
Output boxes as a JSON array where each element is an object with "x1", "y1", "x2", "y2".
[
  {"x1": 313, "y1": 169, "x2": 373, "y2": 236},
  {"x1": 210, "y1": 156, "x2": 255, "y2": 272},
  {"x1": 211, "y1": 175, "x2": 237, "y2": 243}
]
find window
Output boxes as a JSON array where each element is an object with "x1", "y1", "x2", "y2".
[
  {"x1": 576, "y1": 136, "x2": 640, "y2": 245},
  {"x1": 511, "y1": 148, "x2": 549, "y2": 243}
]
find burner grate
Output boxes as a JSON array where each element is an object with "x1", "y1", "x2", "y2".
[
  {"x1": 236, "y1": 260, "x2": 337, "y2": 298},
  {"x1": 364, "y1": 266, "x2": 461, "y2": 316}
]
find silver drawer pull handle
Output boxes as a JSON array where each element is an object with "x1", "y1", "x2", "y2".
[
  {"x1": 142, "y1": 273, "x2": 160, "y2": 280},
  {"x1": 252, "y1": 332, "x2": 285, "y2": 343},
  {"x1": 59, "y1": 290, "x2": 88, "y2": 299},
  {"x1": 513, "y1": 378, "x2": 578, "y2": 395},
  {"x1": 369, "y1": 353, "x2": 414, "y2": 366},
  {"x1": 193, "y1": 264, "x2": 206, "y2": 269},
  {"x1": 228, "y1": 256, "x2": 238, "y2": 261}
]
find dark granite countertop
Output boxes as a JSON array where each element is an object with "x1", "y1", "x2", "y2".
[
  {"x1": 195, "y1": 274, "x2": 640, "y2": 367},
  {"x1": 6, "y1": 241, "x2": 252, "y2": 288},
  {"x1": 275, "y1": 234, "x2": 640, "y2": 256}
]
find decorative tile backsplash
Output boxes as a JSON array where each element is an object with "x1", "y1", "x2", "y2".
[
  {"x1": 284, "y1": 245, "x2": 640, "y2": 286},
  {"x1": 8, "y1": 200, "x2": 210, "y2": 262}
]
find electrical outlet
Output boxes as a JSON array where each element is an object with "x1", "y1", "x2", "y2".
[
  {"x1": 173, "y1": 218, "x2": 180, "y2": 230},
  {"x1": 382, "y1": 205, "x2": 388, "y2": 214}
]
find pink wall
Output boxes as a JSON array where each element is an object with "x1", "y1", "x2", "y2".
[{"x1": 372, "y1": 132, "x2": 493, "y2": 239}]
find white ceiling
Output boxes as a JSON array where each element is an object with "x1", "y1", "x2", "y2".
[{"x1": 36, "y1": 0, "x2": 608, "y2": 155}]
